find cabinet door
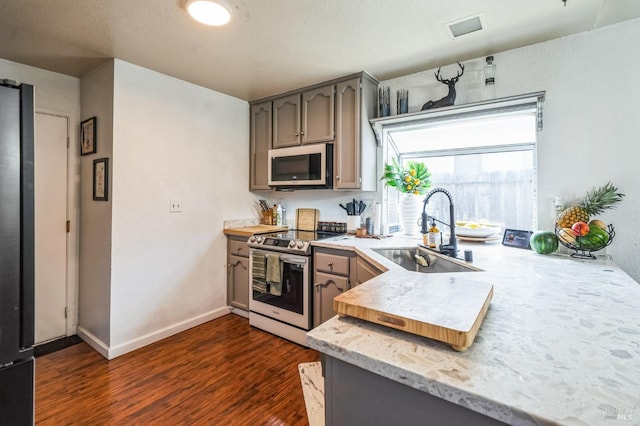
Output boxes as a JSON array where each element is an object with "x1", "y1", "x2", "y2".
[
  {"x1": 250, "y1": 101, "x2": 272, "y2": 190},
  {"x1": 355, "y1": 256, "x2": 383, "y2": 287},
  {"x1": 314, "y1": 271, "x2": 349, "y2": 327},
  {"x1": 273, "y1": 93, "x2": 301, "y2": 148},
  {"x1": 335, "y1": 78, "x2": 361, "y2": 189},
  {"x1": 227, "y1": 256, "x2": 249, "y2": 310},
  {"x1": 302, "y1": 85, "x2": 334, "y2": 144}
]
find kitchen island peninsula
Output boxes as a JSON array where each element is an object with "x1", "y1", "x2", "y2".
[{"x1": 307, "y1": 236, "x2": 640, "y2": 425}]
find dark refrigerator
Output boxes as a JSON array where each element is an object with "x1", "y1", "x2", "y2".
[{"x1": 0, "y1": 80, "x2": 35, "y2": 425}]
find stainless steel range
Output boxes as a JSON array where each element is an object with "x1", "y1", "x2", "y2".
[{"x1": 247, "y1": 230, "x2": 343, "y2": 345}]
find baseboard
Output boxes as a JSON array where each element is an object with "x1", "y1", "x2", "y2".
[
  {"x1": 230, "y1": 306, "x2": 249, "y2": 319},
  {"x1": 76, "y1": 326, "x2": 110, "y2": 359},
  {"x1": 106, "y1": 307, "x2": 231, "y2": 359}
]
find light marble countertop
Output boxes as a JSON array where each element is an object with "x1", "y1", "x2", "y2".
[{"x1": 306, "y1": 235, "x2": 640, "y2": 425}]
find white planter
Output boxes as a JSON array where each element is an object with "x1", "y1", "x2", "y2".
[{"x1": 399, "y1": 193, "x2": 422, "y2": 235}]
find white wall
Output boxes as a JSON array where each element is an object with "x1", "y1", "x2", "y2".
[
  {"x1": 381, "y1": 18, "x2": 640, "y2": 282},
  {"x1": 78, "y1": 61, "x2": 115, "y2": 349},
  {"x1": 105, "y1": 60, "x2": 254, "y2": 356},
  {"x1": 0, "y1": 58, "x2": 82, "y2": 336},
  {"x1": 262, "y1": 18, "x2": 640, "y2": 283}
]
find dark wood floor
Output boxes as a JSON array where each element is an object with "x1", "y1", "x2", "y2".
[{"x1": 35, "y1": 314, "x2": 320, "y2": 425}]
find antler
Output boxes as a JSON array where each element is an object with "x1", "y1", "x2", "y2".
[{"x1": 434, "y1": 62, "x2": 465, "y2": 84}]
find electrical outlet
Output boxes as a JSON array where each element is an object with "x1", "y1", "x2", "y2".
[{"x1": 169, "y1": 200, "x2": 182, "y2": 213}]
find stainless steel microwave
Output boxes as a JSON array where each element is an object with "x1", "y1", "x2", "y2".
[{"x1": 268, "y1": 144, "x2": 333, "y2": 189}]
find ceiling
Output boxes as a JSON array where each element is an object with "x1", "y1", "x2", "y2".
[{"x1": 1, "y1": 0, "x2": 639, "y2": 101}]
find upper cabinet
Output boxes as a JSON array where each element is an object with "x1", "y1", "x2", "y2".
[
  {"x1": 250, "y1": 101, "x2": 272, "y2": 190},
  {"x1": 334, "y1": 75, "x2": 378, "y2": 191},
  {"x1": 250, "y1": 72, "x2": 379, "y2": 192},
  {"x1": 273, "y1": 85, "x2": 335, "y2": 148}
]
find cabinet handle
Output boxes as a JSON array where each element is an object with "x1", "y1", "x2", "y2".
[
  {"x1": 294, "y1": 132, "x2": 299, "y2": 136},
  {"x1": 336, "y1": 176, "x2": 340, "y2": 180},
  {"x1": 236, "y1": 247, "x2": 241, "y2": 253},
  {"x1": 300, "y1": 131, "x2": 305, "y2": 135}
]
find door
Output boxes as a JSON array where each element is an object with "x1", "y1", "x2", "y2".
[
  {"x1": 34, "y1": 112, "x2": 68, "y2": 344},
  {"x1": 273, "y1": 93, "x2": 301, "y2": 148},
  {"x1": 301, "y1": 84, "x2": 334, "y2": 144},
  {"x1": 250, "y1": 101, "x2": 272, "y2": 190},
  {"x1": 335, "y1": 78, "x2": 361, "y2": 189}
]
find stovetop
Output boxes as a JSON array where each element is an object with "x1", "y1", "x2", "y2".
[{"x1": 247, "y1": 230, "x2": 345, "y2": 255}]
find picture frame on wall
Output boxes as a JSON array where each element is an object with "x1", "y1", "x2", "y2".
[
  {"x1": 80, "y1": 116, "x2": 97, "y2": 156},
  {"x1": 93, "y1": 158, "x2": 109, "y2": 201}
]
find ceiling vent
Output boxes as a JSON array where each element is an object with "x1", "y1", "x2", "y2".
[{"x1": 447, "y1": 14, "x2": 484, "y2": 38}]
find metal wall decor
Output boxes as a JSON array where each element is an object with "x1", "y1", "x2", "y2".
[{"x1": 421, "y1": 62, "x2": 465, "y2": 111}]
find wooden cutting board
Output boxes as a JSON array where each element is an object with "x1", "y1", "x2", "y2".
[
  {"x1": 296, "y1": 208, "x2": 319, "y2": 231},
  {"x1": 334, "y1": 276, "x2": 493, "y2": 351},
  {"x1": 223, "y1": 224, "x2": 288, "y2": 237}
]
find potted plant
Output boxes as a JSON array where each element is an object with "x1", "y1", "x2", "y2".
[
  {"x1": 381, "y1": 158, "x2": 431, "y2": 195},
  {"x1": 381, "y1": 159, "x2": 431, "y2": 235}
]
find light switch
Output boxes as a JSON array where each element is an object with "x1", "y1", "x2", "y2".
[{"x1": 170, "y1": 200, "x2": 182, "y2": 213}]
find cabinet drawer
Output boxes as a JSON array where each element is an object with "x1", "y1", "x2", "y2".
[
  {"x1": 228, "y1": 238, "x2": 249, "y2": 258},
  {"x1": 315, "y1": 252, "x2": 350, "y2": 276}
]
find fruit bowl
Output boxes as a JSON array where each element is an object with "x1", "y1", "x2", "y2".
[{"x1": 555, "y1": 224, "x2": 615, "y2": 259}]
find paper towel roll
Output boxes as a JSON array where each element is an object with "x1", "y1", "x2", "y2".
[{"x1": 373, "y1": 203, "x2": 382, "y2": 235}]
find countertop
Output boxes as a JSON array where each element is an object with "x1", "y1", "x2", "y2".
[
  {"x1": 306, "y1": 235, "x2": 640, "y2": 425},
  {"x1": 223, "y1": 224, "x2": 288, "y2": 237}
]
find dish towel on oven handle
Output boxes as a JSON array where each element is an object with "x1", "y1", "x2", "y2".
[
  {"x1": 251, "y1": 252, "x2": 267, "y2": 293},
  {"x1": 252, "y1": 252, "x2": 266, "y2": 280},
  {"x1": 266, "y1": 253, "x2": 282, "y2": 296}
]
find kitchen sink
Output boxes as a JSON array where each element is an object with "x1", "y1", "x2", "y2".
[{"x1": 372, "y1": 246, "x2": 482, "y2": 273}]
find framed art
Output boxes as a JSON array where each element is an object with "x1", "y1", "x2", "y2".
[
  {"x1": 93, "y1": 158, "x2": 109, "y2": 201},
  {"x1": 80, "y1": 117, "x2": 97, "y2": 156}
]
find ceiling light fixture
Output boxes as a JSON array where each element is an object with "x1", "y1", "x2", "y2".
[{"x1": 186, "y1": 0, "x2": 232, "y2": 26}]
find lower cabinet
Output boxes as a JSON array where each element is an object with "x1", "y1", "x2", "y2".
[
  {"x1": 313, "y1": 248, "x2": 355, "y2": 327},
  {"x1": 354, "y1": 255, "x2": 384, "y2": 286},
  {"x1": 227, "y1": 236, "x2": 250, "y2": 310},
  {"x1": 323, "y1": 355, "x2": 504, "y2": 425}
]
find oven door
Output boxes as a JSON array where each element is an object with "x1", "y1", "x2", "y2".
[{"x1": 249, "y1": 249, "x2": 311, "y2": 330}]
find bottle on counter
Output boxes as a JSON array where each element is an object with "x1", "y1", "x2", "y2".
[
  {"x1": 428, "y1": 221, "x2": 439, "y2": 249},
  {"x1": 276, "y1": 202, "x2": 283, "y2": 226},
  {"x1": 277, "y1": 199, "x2": 286, "y2": 226}
]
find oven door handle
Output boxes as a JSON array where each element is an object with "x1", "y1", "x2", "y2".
[{"x1": 279, "y1": 255, "x2": 308, "y2": 266}]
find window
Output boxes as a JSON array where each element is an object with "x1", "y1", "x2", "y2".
[{"x1": 372, "y1": 92, "x2": 544, "y2": 234}]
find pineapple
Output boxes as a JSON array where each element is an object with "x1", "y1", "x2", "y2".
[{"x1": 556, "y1": 182, "x2": 625, "y2": 228}]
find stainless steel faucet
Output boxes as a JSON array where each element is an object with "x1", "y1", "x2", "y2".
[{"x1": 421, "y1": 188, "x2": 457, "y2": 258}]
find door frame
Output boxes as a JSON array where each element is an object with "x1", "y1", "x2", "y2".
[{"x1": 35, "y1": 108, "x2": 80, "y2": 339}]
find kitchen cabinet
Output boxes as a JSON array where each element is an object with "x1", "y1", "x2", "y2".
[
  {"x1": 313, "y1": 248, "x2": 356, "y2": 327},
  {"x1": 250, "y1": 101, "x2": 272, "y2": 190},
  {"x1": 272, "y1": 84, "x2": 335, "y2": 148},
  {"x1": 227, "y1": 236, "x2": 250, "y2": 310},
  {"x1": 250, "y1": 72, "x2": 379, "y2": 192},
  {"x1": 334, "y1": 74, "x2": 378, "y2": 190},
  {"x1": 354, "y1": 255, "x2": 384, "y2": 286}
]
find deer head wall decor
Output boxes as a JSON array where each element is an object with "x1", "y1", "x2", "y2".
[{"x1": 421, "y1": 62, "x2": 465, "y2": 111}]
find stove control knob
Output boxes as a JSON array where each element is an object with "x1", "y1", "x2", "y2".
[
  {"x1": 296, "y1": 241, "x2": 305, "y2": 249},
  {"x1": 248, "y1": 236, "x2": 256, "y2": 243},
  {"x1": 255, "y1": 236, "x2": 263, "y2": 243},
  {"x1": 288, "y1": 240, "x2": 296, "y2": 248}
]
